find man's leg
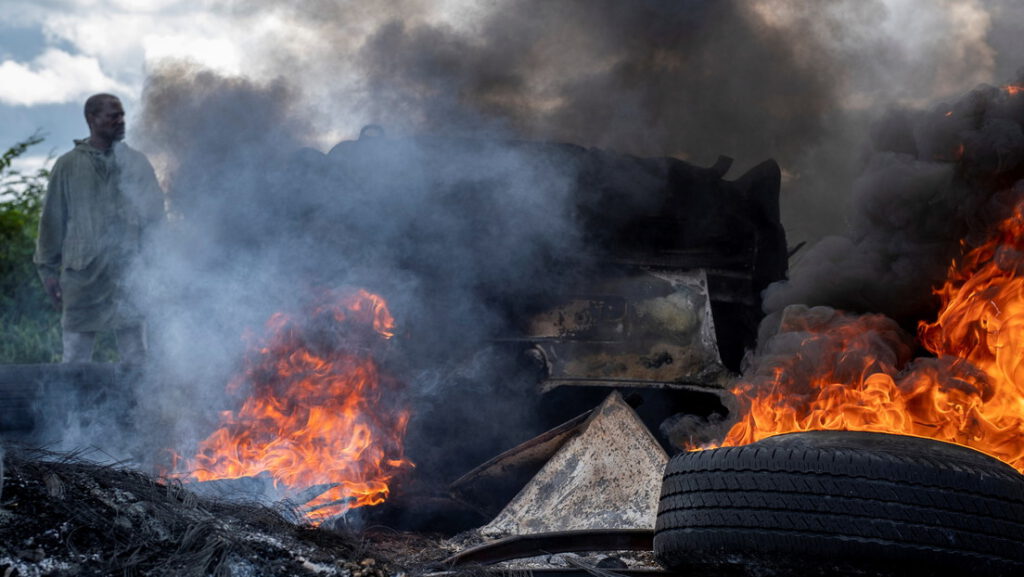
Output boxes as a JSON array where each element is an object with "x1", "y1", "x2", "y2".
[
  {"x1": 115, "y1": 324, "x2": 147, "y2": 365},
  {"x1": 62, "y1": 331, "x2": 96, "y2": 363}
]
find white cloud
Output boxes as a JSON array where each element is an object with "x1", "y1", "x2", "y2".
[
  {"x1": 143, "y1": 34, "x2": 242, "y2": 76},
  {"x1": 9, "y1": 153, "x2": 51, "y2": 175},
  {"x1": 0, "y1": 48, "x2": 131, "y2": 106},
  {"x1": 0, "y1": 1, "x2": 485, "y2": 118}
]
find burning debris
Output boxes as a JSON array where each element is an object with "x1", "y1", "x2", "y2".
[
  {"x1": 691, "y1": 77, "x2": 1024, "y2": 474},
  {"x1": 173, "y1": 288, "x2": 413, "y2": 523}
]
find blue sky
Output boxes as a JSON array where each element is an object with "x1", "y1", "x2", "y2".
[{"x1": 0, "y1": 19, "x2": 79, "y2": 162}]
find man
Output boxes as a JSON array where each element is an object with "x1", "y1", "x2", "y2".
[{"x1": 34, "y1": 93, "x2": 165, "y2": 364}]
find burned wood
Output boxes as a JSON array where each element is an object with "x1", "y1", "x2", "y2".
[
  {"x1": 273, "y1": 482, "x2": 350, "y2": 522},
  {"x1": 300, "y1": 496, "x2": 357, "y2": 514},
  {"x1": 440, "y1": 529, "x2": 655, "y2": 566},
  {"x1": 187, "y1": 473, "x2": 274, "y2": 502},
  {"x1": 188, "y1": 477, "x2": 355, "y2": 518},
  {"x1": 289, "y1": 482, "x2": 342, "y2": 507}
]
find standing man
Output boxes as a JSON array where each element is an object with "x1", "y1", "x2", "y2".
[{"x1": 34, "y1": 93, "x2": 165, "y2": 364}]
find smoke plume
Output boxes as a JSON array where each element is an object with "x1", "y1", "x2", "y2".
[
  {"x1": 766, "y1": 74, "x2": 1024, "y2": 323},
  {"x1": 42, "y1": 0, "x2": 1024, "y2": 484}
]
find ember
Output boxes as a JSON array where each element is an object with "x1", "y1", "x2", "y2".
[
  {"x1": 718, "y1": 187, "x2": 1024, "y2": 472},
  {"x1": 174, "y1": 288, "x2": 413, "y2": 523}
]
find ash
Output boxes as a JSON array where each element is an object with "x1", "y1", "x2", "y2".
[{"x1": 0, "y1": 445, "x2": 442, "y2": 577}]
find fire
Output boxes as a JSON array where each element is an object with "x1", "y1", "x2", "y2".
[
  {"x1": 1005, "y1": 85, "x2": 1023, "y2": 96},
  {"x1": 178, "y1": 288, "x2": 413, "y2": 523},
  {"x1": 719, "y1": 204, "x2": 1024, "y2": 471}
]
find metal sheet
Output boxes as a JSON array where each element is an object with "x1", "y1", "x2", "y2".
[
  {"x1": 527, "y1": 269, "x2": 729, "y2": 390},
  {"x1": 480, "y1": 391, "x2": 668, "y2": 538}
]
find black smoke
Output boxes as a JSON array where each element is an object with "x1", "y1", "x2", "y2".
[
  {"x1": 44, "y1": 0, "x2": 1024, "y2": 488},
  {"x1": 765, "y1": 74, "x2": 1024, "y2": 324},
  {"x1": 129, "y1": 62, "x2": 598, "y2": 480}
]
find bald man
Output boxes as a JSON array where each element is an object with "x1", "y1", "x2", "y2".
[{"x1": 35, "y1": 93, "x2": 165, "y2": 364}]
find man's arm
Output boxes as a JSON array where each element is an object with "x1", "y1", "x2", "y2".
[{"x1": 34, "y1": 162, "x2": 66, "y2": 308}]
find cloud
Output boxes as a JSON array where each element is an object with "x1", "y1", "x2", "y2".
[
  {"x1": 9, "y1": 154, "x2": 50, "y2": 175},
  {"x1": 0, "y1": 48, "x2": 130, "y2": 106},
  {"x1": 143, "y1": 34, "x2": 242, "y2": 76}
]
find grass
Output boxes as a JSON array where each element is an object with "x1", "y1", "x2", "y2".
[{"x1": 0, "y1": 310, "x2": 61, "y2": 363}]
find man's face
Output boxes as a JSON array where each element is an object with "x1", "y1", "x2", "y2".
[{"x1": 89, "y1": 98, "x2": 126, "y2": 142}]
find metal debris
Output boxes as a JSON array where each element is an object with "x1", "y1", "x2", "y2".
[
  {"x1": 525, "y1": 270, "x2": 730, "y2": 392},
  {"x1": 480, "y1": 391, "x2": 668, "y2": 538}
]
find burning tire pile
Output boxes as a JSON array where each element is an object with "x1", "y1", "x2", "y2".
[{"x1": 654, "y1": 432, "x2": 1024, "y2": 576}]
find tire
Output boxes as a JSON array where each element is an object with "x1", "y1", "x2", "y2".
[{"x1": 653, "y1": 431, "x2": 1024, "y2": 577}]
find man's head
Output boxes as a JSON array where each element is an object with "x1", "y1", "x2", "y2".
[{"x1": 84, "y1": 93, "x2": 125, "y2": 149}]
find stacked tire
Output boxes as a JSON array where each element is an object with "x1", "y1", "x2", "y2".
[{"x1": 654, "y1": 431, "x2": 1024, "y2": 576}]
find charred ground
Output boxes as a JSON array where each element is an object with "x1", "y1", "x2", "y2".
[{"x1": 0, "y1": 446, "x2": 448, "y2": 577}]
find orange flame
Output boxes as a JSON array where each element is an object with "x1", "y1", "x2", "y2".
[
  {"x1": 1005, "y1": 85, "x2": 1023, "y2": 96},
  {"x1": 719, "y1": 203, "x2": 1024, "y2": 471},
  {"x1": 180, "y1": 288, "x2": 413, "y2": 523}
]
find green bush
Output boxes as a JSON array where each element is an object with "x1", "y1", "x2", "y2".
[{"x1": 1, "y1": 135, "x2": 61, "y2": 363}]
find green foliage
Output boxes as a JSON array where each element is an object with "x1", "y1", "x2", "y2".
[{"x1": 1, "y1": 134, "x2": 61, "y2": 363}]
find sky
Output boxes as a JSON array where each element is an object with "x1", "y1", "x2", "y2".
[
  {"x1": 0, "y1": 0, "x2": 476, "y2": 170},
  {"x1": 2, "y1": 0, "x2": 1023, "y2": 246}
]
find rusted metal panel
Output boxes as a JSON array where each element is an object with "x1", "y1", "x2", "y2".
[
  {"x1": 480, "y1": 391, "x2": 668, "y2": 538},
  {"x1": 525, "y1": 269, "x2": 730, "y2": 391}
]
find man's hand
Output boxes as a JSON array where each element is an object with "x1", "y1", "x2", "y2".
[{"x1": 43, "y1": 277, "x2": 62, "y2": 309}]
